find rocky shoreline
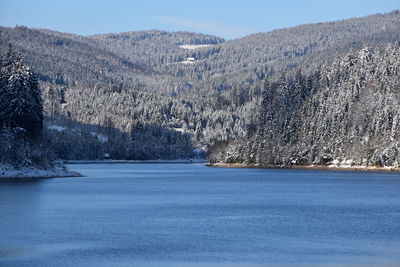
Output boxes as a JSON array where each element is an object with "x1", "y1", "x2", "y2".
[
  {"x1": 0, "y1": 163, "x2": 83, "y2": 180},
  {"x1": 207, "y1": 162, "x2": 400, "y2": 172}
]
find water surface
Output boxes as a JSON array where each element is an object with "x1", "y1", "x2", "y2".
[{"x1": 1, "y1": 164, "x2": 400, "y2": 266}]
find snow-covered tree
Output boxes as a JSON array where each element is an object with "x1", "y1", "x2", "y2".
[
  {"x1": 0, "y1": 46, "x2": 49, "y2": 168},
  {"x1": 0, "y1": 46, "x2": 43, "y2": 137}
]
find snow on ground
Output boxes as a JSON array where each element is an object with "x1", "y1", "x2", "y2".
[
  {"x1": 326, "y1": 163, "x2": 397, "y2": 170},
  {"x1": 209, "y1": 161, "x2": 400, "y2": 171},
  {"x1": 178, "y1": 44, "x2": 213, "y2": 50},
  {"x1": 327, "y1": 157, "x2": 399, "y2": 170},
  {"x1": 47, "y1": 124, "x2": 66, "y2": 131},
  {"x1": 0, "y1": 163, "x2": 82, "y2": 179},
  {"x1": 179, "y1": 59, "x2": 196, "y2": 64},
  {"x1": 90, "y1": 132, "x2": 108, "y2": 143},
  {"x1": 180, "y1": 60, "x2": 194, "y2": 64},
  {"x1": 173, "y1": 127, "x2": 185, "y2": 133}
]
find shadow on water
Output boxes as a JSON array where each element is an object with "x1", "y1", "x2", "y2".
[
  {"x1": 0, "y1": 177, "x2": 47, "y2": 183},
  {"x1": 0, "y1": 178, "x2": 45, "y2": 202},
  {"x1": 0, "y1": 178, "x2": 46, "y2": 220},
  {"x1": 0, "y1": 178, "x2": 46, "y2": 261}
]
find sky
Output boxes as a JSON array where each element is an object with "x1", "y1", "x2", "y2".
[{"x1": 0, "y1": 0, "x2": 398, "y2": 39}]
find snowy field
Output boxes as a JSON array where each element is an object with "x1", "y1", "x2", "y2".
[{"x1": 178, "y1": 44, "x2": 213, "y2": 50}]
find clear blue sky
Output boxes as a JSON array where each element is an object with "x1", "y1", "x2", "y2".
[{"x1": 0, "y1": 0, "x2": 398, "y2": 39}]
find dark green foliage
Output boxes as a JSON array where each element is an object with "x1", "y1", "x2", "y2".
[
  {"x1": 0, "y1": 46, "x2": 43, "y2": 137},
  {"x1": 0, "y1": 47, "x2": 50, "y2": 168}
]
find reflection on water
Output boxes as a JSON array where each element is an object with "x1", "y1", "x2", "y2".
[
  {"x1": 0, "y1": 179, "x2": 46, "y2": 262},
  {"x1": 0, "y1": 164, "x2": 400, "y2": 266},
  {"x1": 0, "y1": 179, "x2": 47, "y2": 265},
  {"x1": 0, "y1": 179, "x2": 45, "y2": 219}
]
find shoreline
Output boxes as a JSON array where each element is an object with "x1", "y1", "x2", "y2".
[
  {"x1": 0, "y1": 164, "x2": 83, "y2": 180},
  {"x1": 0, "y1": 173, "x2": 83, "y2": 180},
  {"x1": 63, "y1": 159, "x2": 207, "y2": 164},
  {"x1": 207, "y1": 162, "x2": 400, "y2": 172}
]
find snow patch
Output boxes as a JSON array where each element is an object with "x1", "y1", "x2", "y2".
[
  {"x1": 90, "y1": 132, "x2": 108, "y2": 143},
  {"x1": 328, "y1": 158, "x2": 356, "y2": 168},
  {"x1": 326, "y1": 157, "x2": 399, "y2": 170},
  {"x1": 179, "y1": 60, "x2": 195, "y2": 64},
  {"x1": 0, "y1": 163, "x2": 81, "y2": 179},
  {"x1": 179, "y1": 57, "x2": 196, "y2": 64},
  {"x1": 47, "y1": 124, "x2": 66, "y2": 131},
  {"x1": 173, "y1": 128, "x2": 185, "y2": 133},
  {"x1": 178, "y1": 44, "x2": 213, "y2": 50}
]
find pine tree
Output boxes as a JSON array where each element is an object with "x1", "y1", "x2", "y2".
[
  {"x1": 0, "y1": 46, "x2": 43, "y2": 137},
  {"x1": 0, "y1": 46, "x2": 13, "y2": 127}
]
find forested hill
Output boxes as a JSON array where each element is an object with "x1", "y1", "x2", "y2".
[
  {"x1": 0, "y1": 27, "x2": 224, "y2": 90},
  {"x1": 0, "y1": 10, "x2": 399, "y2": 161},
  {"x1": 88, "y1": 30, "x2": 225, "y2": 66},
  {"x1": 209, "y1": 44, "x2": 400, "y2": 167},
  {"x1": 1, "y1": 11, "x2": 399, "y2": 95},
  {"x1": 154, "y1": 10, "x2": 400, "y2": 88}
]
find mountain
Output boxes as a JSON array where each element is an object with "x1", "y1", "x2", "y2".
[
  {"x1": 0, "y1": 10, "x2": 399, "y2": 161},
  {"x1": 86, "y1": 10, "x2": 400, "y2": 93},
  {"x1": 2, "y1": 11, "x2": 399, "y2": 94},
  {"x1": 0, "y1": 26, "x2": 150, "y2": 87}
]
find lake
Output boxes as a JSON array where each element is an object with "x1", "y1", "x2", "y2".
[{"x1": 1, "y1": 164, "x2": 400, "y2": 266}]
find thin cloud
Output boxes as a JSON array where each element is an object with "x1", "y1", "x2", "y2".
[{"x1": 155, "y1": 16, "x2": 250, "y2": 39}]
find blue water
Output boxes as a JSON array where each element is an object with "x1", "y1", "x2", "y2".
[{"x1": 1, "y1": 164, "x2": 400, "y2": 266}]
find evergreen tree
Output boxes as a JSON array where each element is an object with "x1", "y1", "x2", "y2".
[{"x1": 0, "y1": 46, "x2": 43, "y2": 137}]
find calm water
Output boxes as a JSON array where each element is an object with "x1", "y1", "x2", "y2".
[{"x1": 1, "y1": 164, "x2": 400, "y2": 266}]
